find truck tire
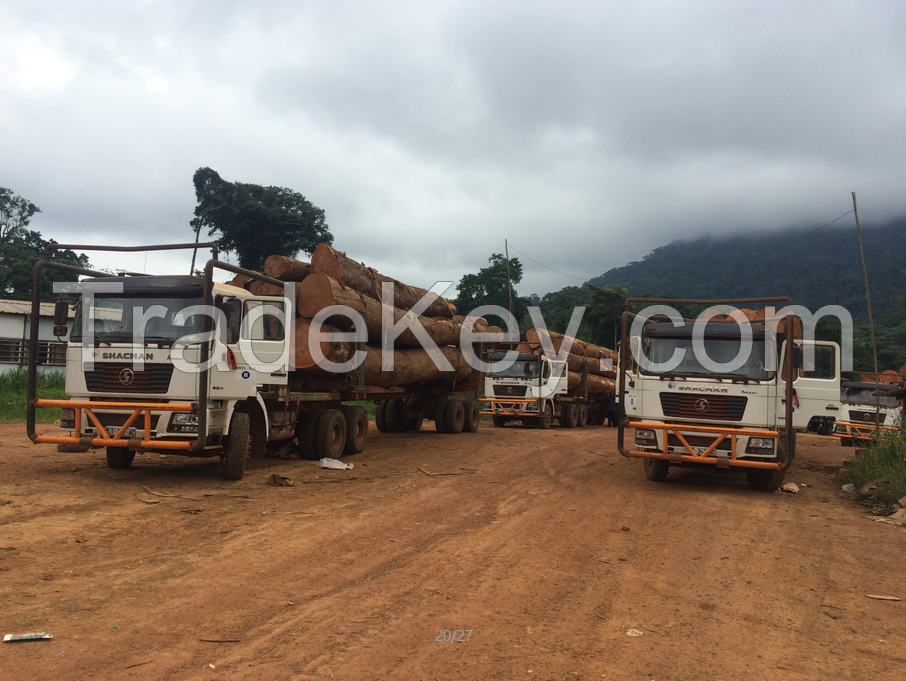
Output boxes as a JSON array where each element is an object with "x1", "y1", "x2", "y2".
[
  {"x1": 343, "y1": 405, "x2": 369, "y2": 456},
  {"x1": 463, "y1": 400, "x2": 480, "y2": 433},
  {"x1": 106, "y1": 447, "x2": 135, "y2": 470},
  {"x1": 444, "y1": 399, "x2": 465, "y2": 434},
  {"x1": 314, "y1": 409, "x2": 346, "y2": 459},
  {"x1": 643, "y1": 457, "x2": 669, "y2": 482},
  {"x1": 434, "y1": 398, "x2": 449, "y2": 433},
  {"x1": 746, "y1": 468, "x2": 786, "y2": 492},
  {"x1": 374, "y1": 401, "x2": 389, "y2": 433},
  {"x1": 403, "y1": 399, "x2": 423, "y2": 431},
  {"x1": 577, "y1": 404, "x2": 588, "y2": 428},
  {"x1": 536, "y1": 403, "x2": 552, "y2": 429},
  {"x1": 223, "y1": 411, "x2": 250, "y2": 480},
  {"x1": 560, "y1": 403, "x2": 578, "y2": 428},
  {"x1": 492, "y1": 414, "x2": 507, "y2": 428},
  {"x1": 384, "y1": 398, "x2": 406, "y2": 433}
]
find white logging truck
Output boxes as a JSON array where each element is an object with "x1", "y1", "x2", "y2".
[
  {"x1": 617, "y1": 298, "x2": 841, "y2": 492},
  {"x1": 26, "y1": 243, "x2": 484, "y2": 480}
]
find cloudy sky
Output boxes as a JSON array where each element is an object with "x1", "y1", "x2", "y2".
[{"x1": 2, "y1": 0, "x2": 905, "y2": 297}]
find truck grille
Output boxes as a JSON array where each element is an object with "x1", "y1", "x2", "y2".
[
  {"x1": 85, "y1": 363, "x2": 174, "y2": 394},
  {"x1": 659, "y1": 393, "x2": 747, "y2": 421},
  {"x1": 849, "y1": 410, "x2": 886, "y2": 424},
  {"x1": 493, "y1": 385, "x2": 528, "y2": 397}
]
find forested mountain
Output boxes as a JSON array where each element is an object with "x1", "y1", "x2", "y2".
[{"x1": 586, "y1": 218, "x2": 906, "y2": 320}]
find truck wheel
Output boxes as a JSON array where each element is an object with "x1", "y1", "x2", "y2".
[
  {"x1": 223, "y1": 412, "x2": 250, "y2": 480},
  {"x1": 106, "y1": 447, "x2": 135, "y2": 470},
  {"x1": 577, "y1": 405, "x2": 588, "y2": 427},
  {"x1": 343, "y1": 406, "x2": 369, "y2": 455},
  {"x1": 746, "y1": 468, "x2": 786, "y2": 492},
  {"x1": 384, "y1": 398, "x2": 406, "y2": 433},
  {"x1": 444, "y1": 399, "x2": 465, "y2": 434},
  {"x1": 560, "y1": 403, "x2": 578, "y2": 428},
  {"x1": 434, "y1": 398, "x2": 449, "y2": 433},
  {"x1": 492, "y1": 414, "x2": 507, "y2": 428},
  {"x1": 643, "y1": 457, "x2": 669, "y2": 482},
  {"x1": 374, "y1": 401, "x2": 389, "y2": 433},
  {"x1": 536, "y1": 403, "x2": 552, "y2": 429},
  {"x1": 314, "y1": 409, "x2": 346, "y2": 459},
  {"x1": 463, "y1": 400, "x2": 480, "y2": 433}
]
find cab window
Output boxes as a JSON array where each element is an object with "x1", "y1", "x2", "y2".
[{"x1": 242, "y1": 301, "x2": 285, "y2": 341}]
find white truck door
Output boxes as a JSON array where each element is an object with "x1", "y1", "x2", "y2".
[
  {"x1": 791, "y1": 341, "x2": 841, "y2": 430},
  {"x1": 238, "y1": 298, "x2": 289, "y2": 385}
]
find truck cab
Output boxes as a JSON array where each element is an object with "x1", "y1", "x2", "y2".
[
  {"x1": 618, "y1": 299, "x2": 840, "y2": 491},
  {"x1": 482, "y1": 352, "x2": 566, "y2": 428}
]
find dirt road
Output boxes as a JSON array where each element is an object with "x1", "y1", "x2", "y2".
[{"x1": 1, "y1": 423, "x2": 904, "y2": 680}]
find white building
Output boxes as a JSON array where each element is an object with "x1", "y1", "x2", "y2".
[{"x1": 0, "y1": 299, "x2": 71, "y2": 375}]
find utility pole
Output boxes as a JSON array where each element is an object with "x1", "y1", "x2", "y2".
[
  {"x1": 852, "y1": 191, "x2": 881, "y2": 428},
  {"x1": 504, "y1": 239, "x2": 514, "y2": 318}
]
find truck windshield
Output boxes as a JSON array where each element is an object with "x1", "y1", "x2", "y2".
[
  {"x1": 488, "y1": 360, "x2": 541, "y2": 380},
  {"x1": 641, "y1": 337, "x2": 774, "y2": 381},
  {"x1": 71, "y1": 296, "x2": 205, "y2": 343},
  {"x1": 842, "y1": 387, "x2": 898, "y2": 408}
]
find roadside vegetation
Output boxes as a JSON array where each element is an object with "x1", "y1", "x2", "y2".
[
  {"x1": 0, "y1": 368, "x2": 66, "y2": 423},
  {"x1": 846, "y1": 430, "x2": 906, "y2": 511}
]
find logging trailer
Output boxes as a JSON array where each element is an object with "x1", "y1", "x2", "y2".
[{"x1": 25, "y1": 243, "x2": 481, "y2": 480}]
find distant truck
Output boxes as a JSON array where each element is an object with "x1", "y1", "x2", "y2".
[
  {"x1": 480, "y1": 348, "x2": 614, "y2": 429},
  {"x1": 830, "y1": 380, "x2": 903, "y2": 445},
  {"x1": 26, "y1": 243, "x2": 481, "y2": 480},
  {"x1": 617, "y1": 298, "x2": 841, "y2": 491}
]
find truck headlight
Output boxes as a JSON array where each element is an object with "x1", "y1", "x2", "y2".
[
  {"x1": 745, "y1": 437, "x2": 775, "y2": 453},
  {"x1": 60, "y1": 407, "x2": 75, "y2": 429},
  {"x1": 635, "y1": 429, "x2": 657, "y2": 445},
  {"x1": 172, "y1": 413, "x2": 199, "y2": 426}
]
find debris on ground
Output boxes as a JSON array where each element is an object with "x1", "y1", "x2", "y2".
[
  {"x1": 317, "y1": 458, "x2": 353, "y2": 470},
  {"x1": 858, "y1": 477, "x2": 889, "y2": 499},
  {"x1": 866, "y1": 594, "x2": 901, "y2": 601},
  {"x1": 626, "y1": 629, "x2": 643, "y2": 637},
  {"x1": 841, "y1": 484, "x2": 855, "y2": 493},
  {"x1": 781, "y1": 482, "x2": 800, "y2": 494},
  {"x1": 266, "y1": 474, "x2": 294, "y2": 487},
  {"x1": 3, "y1": 632, "x2": 53, "y2": 642}
]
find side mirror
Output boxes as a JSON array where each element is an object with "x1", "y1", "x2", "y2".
[{"x1": 53, "y1": 299, "x2": 69, "y2": 326}]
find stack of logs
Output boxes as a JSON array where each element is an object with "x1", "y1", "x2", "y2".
[
  {"x1": 517, "y1": 329, "x2": 617, "y2": 398},
  {"x1": 229, "y1": 244, "x2": 499, "y2": 388}
]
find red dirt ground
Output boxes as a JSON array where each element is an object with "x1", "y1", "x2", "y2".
[{"x1": 1, "y1": 423, "x2": 904, "y2": 680}]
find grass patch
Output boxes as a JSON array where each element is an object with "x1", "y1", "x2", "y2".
[
  {"x1": 0, "y1": 368, "x2": 68, "y2": 423},
  {"x1": 845, "y1": 430, "x2": 906, "y2": 511}
]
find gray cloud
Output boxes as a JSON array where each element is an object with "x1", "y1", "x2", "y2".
[{"x1": 2, "y1": 0, "x2": 904, "y2": 296}]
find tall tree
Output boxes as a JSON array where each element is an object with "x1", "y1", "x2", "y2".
[
  {"x1": 0, "y1": 187, "x2": 41, "y2": 241},
  {"x1": 190, "y1": 167, "x2": 333, "y2": 271},
  {"x1": 0, "y1": 188, "x2": 90, "y2": 300},
  {"x1": 453, "y1": 254, "x2": 530, "y2": 330}
]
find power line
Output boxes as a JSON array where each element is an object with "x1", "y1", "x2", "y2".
[
  {"x1": 506, "y1": 243, "x2": 589, "y2": 282},
  {"x1": 768, "y1": 209, "x2": 854, "y2": 258}
]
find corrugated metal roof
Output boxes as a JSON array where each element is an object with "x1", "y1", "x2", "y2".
[{"x1": 0, "y1": 299, "x2": 75, "y2": 318}]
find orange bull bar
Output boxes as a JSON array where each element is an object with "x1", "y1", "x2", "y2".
[
  {"x1": 625, "y1": 421, "x2": 783, "y2": 470},
  {"x1": 479, "y1": 398, "x2": 537, "y2": 417},
  {"x1": 34, "y1": 399, "x2": 196, "y2": 451},
  {"x1": 831, "y1": 421, "x2": 899, "y2": 442}
]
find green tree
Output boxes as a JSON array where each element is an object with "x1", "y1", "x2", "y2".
[
  {"x1": 0, "y1": 187, "x2": 41, "y2": 240},
  {"x1": 453, "y1": 254, "x2": 529, "y2": 330},
  {"x1": 190, "y1": 167, "x2": 333, "y2": 271},
  {"x1": 0, "y1": 188, "x2": 90, "y2": 301}
]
